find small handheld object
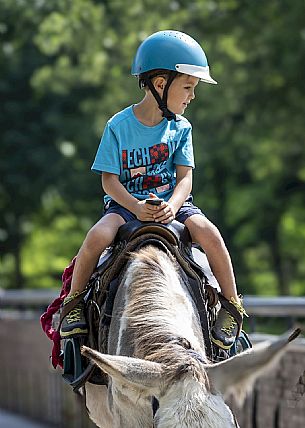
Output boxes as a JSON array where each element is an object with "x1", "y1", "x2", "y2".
[{"x1": 145, "y1": 198, "x2": 164, "y2": 206}]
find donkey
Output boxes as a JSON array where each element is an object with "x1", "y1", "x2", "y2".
[{"x1": 81, "y1": 245, "x2": 299, "y2": 428}]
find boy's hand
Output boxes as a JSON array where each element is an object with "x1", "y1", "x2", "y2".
[
  {"x1": 134, "y1": 194, "x2": 161, "y2": 221},
  {"x1": 145, "y1": 193, "x2": 176, "y2": 224},
  {"x1": 152, "y1": 200, "x2": 176, "y2": 224},
  {"x1": 134, "y1": 193, "x2": 176, "y2": 223}
]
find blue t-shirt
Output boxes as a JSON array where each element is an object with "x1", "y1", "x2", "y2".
[{"x1": 91, "y1": 105, "x2": 195, "y2": 204}]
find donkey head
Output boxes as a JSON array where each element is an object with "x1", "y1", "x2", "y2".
[
  {"x1": 81, "y1": 330, "x2": 300, "y2": 428},
  {"x1": 81, "y1": 348, "x2": 236, "y2": 427}
]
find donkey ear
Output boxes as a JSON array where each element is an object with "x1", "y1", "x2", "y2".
[
  {"x1": 81, "y1": 346, "x2": 163, "y2": 392},
  {"x1": 206, "y1": 330, "x2": 301, "y2": 405}
]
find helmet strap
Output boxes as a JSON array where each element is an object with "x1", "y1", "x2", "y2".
[{"x1": 142, "y1": 71, "x2": 179, "y2": 121}]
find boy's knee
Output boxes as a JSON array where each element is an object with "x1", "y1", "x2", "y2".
[
  {"x1": 206, "y1": 225, "x2": 223, "y2": 248},
  {"x1": 85, "y1": 221, "x2": 116, "y2": 250},
  {"x1": 205, "y1": 220, "x2": 222, "y2": 240},
  {"x1": 187, "y1": 216, "x2": 223, "y2": 246},
  {"x1": 84, "y1": 226, "x2": 103, "y2": 251}
]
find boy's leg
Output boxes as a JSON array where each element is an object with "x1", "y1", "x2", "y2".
[
  {"x1": 184, "y1": 214, "x2": 246, "y2": 349},
  {"x1": 60, "y1": 213, "x2": 125, "y2": 338},
  {"x1": 69, "y1": 213, "x2": 125, "y2": 297},
  {"x1": 185, "y1": 214, "x2": 238, "y2": 301}
]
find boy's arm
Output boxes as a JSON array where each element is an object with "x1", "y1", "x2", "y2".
[
  {"x1": 169, "y1": 165, "x2": 193, "y2": 213},
  {"x1": 102, "y1": 172, "x2": 159, "y2": 221}
]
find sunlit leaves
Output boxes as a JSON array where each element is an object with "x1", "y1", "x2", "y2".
[{"x1": 1, "y1": 0, "x2": 304, "y2": 294}]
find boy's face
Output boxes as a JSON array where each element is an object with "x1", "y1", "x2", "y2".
[{"x1": 167, "y1": 74, "x2": 199, "y2": 115}]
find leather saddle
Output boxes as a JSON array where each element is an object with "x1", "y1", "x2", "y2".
[{"x1": 94, "y1": 219, "x2": 219, "y2": 330}]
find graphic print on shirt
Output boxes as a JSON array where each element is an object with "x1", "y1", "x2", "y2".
[{"x1": 121, "y1": 142, "x2": 173, "y2": 195}]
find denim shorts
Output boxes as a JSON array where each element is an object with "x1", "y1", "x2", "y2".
[{"x1": 103, "y1": 195, "x2": 205, "y2": 224}]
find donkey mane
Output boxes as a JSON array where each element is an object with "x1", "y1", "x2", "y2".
[{"x1": 124, "y1": 245, "x2": 208, "y2": 385}]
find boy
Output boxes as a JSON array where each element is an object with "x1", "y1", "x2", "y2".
[{"x1": 60, "y1": 30, "x2": 246, "y2": 350}]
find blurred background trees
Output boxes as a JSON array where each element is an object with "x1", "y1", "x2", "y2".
[{"x1": 1, "y1": 0, "x2": 304, "y2": 295}]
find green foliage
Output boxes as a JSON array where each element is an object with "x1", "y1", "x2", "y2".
[
  {"x1": 1, "y1": 0, "x2": 304, "y2": 294},
  {"x1": 22, "y1": 212, "x2": 88, "y2": 288}
]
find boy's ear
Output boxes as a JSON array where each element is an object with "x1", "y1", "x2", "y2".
[{"x1": 153, "y1": 76, "x2": 166, "y2": 93}]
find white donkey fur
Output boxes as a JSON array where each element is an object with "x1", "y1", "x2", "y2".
[{"x1": 81, "y1": 246, "x2": 299, "y2": 428}]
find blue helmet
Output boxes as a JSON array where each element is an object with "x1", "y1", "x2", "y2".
[{"x1": 131, "y1": 30, "x2": 217, "y2": 85}]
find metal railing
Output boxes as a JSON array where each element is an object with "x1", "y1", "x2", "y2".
[
  {"x1": 0, "y1": 289, "x2": 58, "y2": 309},
  {"x1": 1, "y1": 289, "x2": 305, "y2": 313},
  {"x1": 243, "y1": 295, "x2": 305, "y2": 317}
]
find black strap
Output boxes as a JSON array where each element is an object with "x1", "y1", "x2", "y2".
[
  {"x1": 143, "y1": 71, "x2": 179, "y2": 121},
  {"x1": 181, "y1": 271, "x2": 214, "y2": 360},
  {"x1": 102, "y1": 277, "x2": 120, "y2": 326}
]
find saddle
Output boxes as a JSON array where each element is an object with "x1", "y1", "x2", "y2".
[{"x1": 61, "y1": 220, "x2": 251, "y2": 391}]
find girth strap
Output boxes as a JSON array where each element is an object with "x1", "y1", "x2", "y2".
[{"x1": 183, "y1": 273, "x2": 213, "y2": 359}]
